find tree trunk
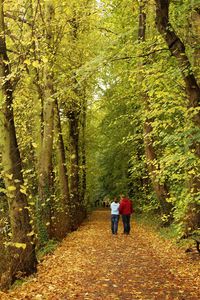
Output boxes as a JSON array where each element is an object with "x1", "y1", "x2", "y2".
[
  {"x1": 68, "y1": 110, "x2": 80, "y2": 229},
  {"x1": 38, "y1": 96, "x2": 54, "y2": 242},
  {"x1": 29, "y1": 0, "x2": 44, "y2": 144},
  {"x1": 79, "y1": 93, "x2": 87, "y2": 214},
  {"x1": 189, "y1": 9, "x2": 200, "y2": 85},
  {"x1": 52, "y1": 99, "x2": 71, "y2": 239},
  {"x1": 138, "y1": 1, "x2": 172, "y2": 217},
  {"x1": 155, "y1": 1, "x2": 200, "y2": 113},
  {"x1": 155, "y1": 0, "x2": 200, "y2": 231},
  {"x1": 0, "y1": 0, "x2": 37, "y2": 287},
  {"x1": 143, "y1": 122, "x2": 171, "y2": 215},
  {"x1": 37, "y1": 0, "x2": 55, "y2": 242}
]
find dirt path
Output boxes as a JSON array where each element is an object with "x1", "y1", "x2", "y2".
[{"x1": 1, "y1": 210, "x2": 200, "y2": 300}]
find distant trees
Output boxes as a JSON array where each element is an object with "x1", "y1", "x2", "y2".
[{"x1": 88, "y1": 0, "x2": 200, "y2": 234}]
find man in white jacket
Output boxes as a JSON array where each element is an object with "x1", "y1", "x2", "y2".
[{"x1": 110, "y1": 197, "x2": 120, "y2": 235}]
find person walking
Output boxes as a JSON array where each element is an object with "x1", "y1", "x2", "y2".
[
  {"x1": 110, "y1": 197, "x2": 120, "y2": 235},
  {"x1": 119, "y1": 194, "x2": 133, "y2": 235}
]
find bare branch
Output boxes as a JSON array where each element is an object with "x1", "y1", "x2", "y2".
[
  {"x1": 4, "y1": 12, "x2": 32, "y2": 26},
  {"x1": 98, "y1": 27, "x2": 117, "y2": 35}
]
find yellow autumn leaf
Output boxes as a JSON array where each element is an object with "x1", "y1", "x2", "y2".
[
  {"x1": 27, "y1": 231, "x2": 35, "y2": 237},
  {"x1": 14, "y1": 179, "x2": 21, "y2": 183},
  {"x1": 42, "y1": 56, "x2": 48, "y2": 63},
  {"x1": 4, "y1": 242, "x2": 26, "y2": 250},
  {"x1": 20, "y1": 188, "x2": 27, "y2": 195},
  {"x1": 8, "y1": 185, "x2": 16, "y2": 191},
  {"x1": 15, "y1": 243, "x2": 27, "y2": 250},
  {"x1": 24, "y1": 59, "x2": 31, "y2": 65},
  {"x1": 5, "y1": 173, "x2": 13, "y2": 180},
  {"x1": 24, "y1": 206, "x2": 31, "y2": 211},
  {"x1": 32, "y1": 60, "x2": 40, "y2": 68},
  {"x1": 0, "y1": 188, "x2": 6, "y2": 193},
  {"x1": 32, "y1": 142, "x2": 38, "y2": 148}
]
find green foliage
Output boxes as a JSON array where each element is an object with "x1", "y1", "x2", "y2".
[
  {"x1": 0, "y1": 0, "x2": 200, "y2": 284},
  {"x1": 37, "y1": 239, "x2": 59, "y2": 261},
  {"x1": 10, "y1": 278, "x2": 26, "y2": 290},
  {"x1": 86, "y1": 0, "x2": 200, "y2": 236},
  {"x1": 135, "y1": 212, "x2": 181, "y2": 241}
]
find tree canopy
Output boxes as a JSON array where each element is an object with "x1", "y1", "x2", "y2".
[{"x1": 0, "y1": 0, "x2": 200, "y2": 288}]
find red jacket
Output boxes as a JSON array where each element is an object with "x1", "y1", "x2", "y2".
[{"x1": 119, "y1": 198, "x2": 133, "y2": 215}]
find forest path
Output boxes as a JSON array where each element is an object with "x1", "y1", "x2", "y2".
[{"x1": 1, "y1": 210, "x2": 200, "y2": 300}]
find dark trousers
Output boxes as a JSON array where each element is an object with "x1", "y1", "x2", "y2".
[
  {"x1": 111, "y1": 215, "x2": 119, "y2": 234},
  {"x1": 122, "y1": 214, "x2": 131, "y2": 234}
]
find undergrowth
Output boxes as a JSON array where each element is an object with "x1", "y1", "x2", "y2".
[
  {"x1": 37, "y1": 239, "x2": 59, "y2": 262},
  {"x1": 135, "y1": 212, "x2": 192, "y2": 249}
]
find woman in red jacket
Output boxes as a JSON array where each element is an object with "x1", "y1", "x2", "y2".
[{"x1": 119, "y1": 194, "x2": 133, "y2": 234}]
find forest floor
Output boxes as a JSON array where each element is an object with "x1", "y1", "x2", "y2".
[{"x1": 0, "y1": 210, "x2": 200, "y2": 300}]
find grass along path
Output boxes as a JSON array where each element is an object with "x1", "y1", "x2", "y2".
[{"x1": 1, "y1": 210, "x2": 200, "y2": 300}]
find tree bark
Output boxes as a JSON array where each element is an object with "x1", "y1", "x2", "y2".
[
  {"x1": 80, "y1": 93, "x2": 87, "y2": 209},
  {"x1": 190, "y1": 10, "x2": 200, "y2": 84},
  {"x1": 38, "y1": 91, "x2": 54, "y2": 242},
  {"x1": 78, "y1": 93, "x2": 87, "y2": 222},
  {"x1": 138, "y1": 1, "x2": 172, "y2": 217},
  {"x1": 143, "y1": 122, "x2": 171, "y2": 215},
  {"x1": 0, "y1": 0, "x2": 37, "y2": 287},
  {"x1": 155, "y1": 0, "x2": 200, "y2": 231},
  {"x1": 37, "y1": 0, "x2": 55, "y2": 242},
  {"x1": 52, "y1": 99, "x2": 71, "y2": 238},
  {"x1": 68, "y1": 110, "x2": 80, "y2": 229},
  {"x1": 155, "y1": 1, "x2": 200, "y2": 108}
]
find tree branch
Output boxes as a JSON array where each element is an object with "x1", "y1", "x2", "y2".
[{"x1": 4, "y1": 12, "x2": 32, "y2": 26}]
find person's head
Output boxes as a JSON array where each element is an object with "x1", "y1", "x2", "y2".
[
  {"x1": 120, "y1": 193, "x2": 125, "y2": 199},
  {"x1": 114, "y1": 196, "x2": 118, "y2": 203}
]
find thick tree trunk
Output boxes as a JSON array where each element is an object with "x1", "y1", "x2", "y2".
[
  {"x1": 155, "y1": 0, "x2": 200, "y2": 231},
  {"x1": 138, "y1": 1, "x2": 172, "y2": 217},
  {"x1": 37, "y1": 0, "x2": 55, "y2": 242},
  {"x1": 0, "y1": 0, "x2": 37, "y2": 287},
  {"x1": 38, "y1": 93, "x2": 54, "y2": 242},
  {"x1": 138, "y1": 0, "x2": 147, "y2": 42},
  {"x1": 155, "y1": 1, "x2": 200, "y2": 112},
  {"x1": 52, "y1": 99, "x2": 71, "y2": 238},
  {"x1": 78, "y1": 97, "x2": 87, "y2": 222},
  {"x1": 18, "y1": 2, "x2": 44, "y2": 197},
  {"x1": 190, "y1": 9, "x2": 200, "y2": 85},
  {"x1": 66, "y1": 12, "x2": 88, "y2": 229}
]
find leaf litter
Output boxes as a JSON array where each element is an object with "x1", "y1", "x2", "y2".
[{"x1": 0, "y1": 210, "x2": 199, "y2": 299}]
